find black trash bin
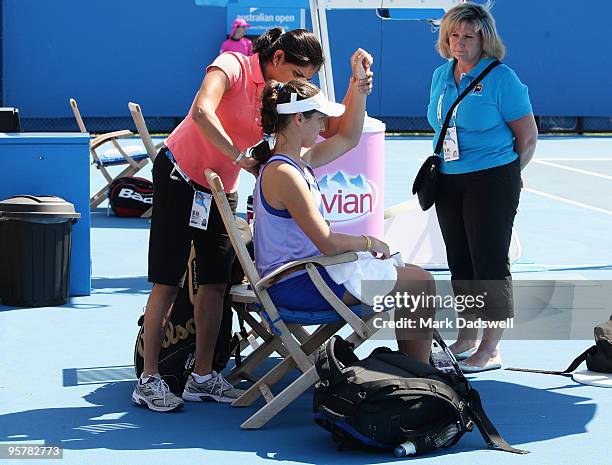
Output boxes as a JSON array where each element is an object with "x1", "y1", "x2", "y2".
[{"x1": 0, "y1": 195, "x2": 80, "y2": 307}]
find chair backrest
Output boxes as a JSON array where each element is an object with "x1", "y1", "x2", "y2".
[
  {"x1": 69, "y1": 98, "x2": 88, "y2": 133},
  {"x1": 205, "y1": 169, "x2": 262, "y2": 288},
  {"x1": 128, "y1": 102, "x2": 158, "y2": 161}
]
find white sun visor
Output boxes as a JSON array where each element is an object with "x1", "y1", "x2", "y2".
[{"x1": 276, "y1": 91, "x2": 345, "y2": 117}]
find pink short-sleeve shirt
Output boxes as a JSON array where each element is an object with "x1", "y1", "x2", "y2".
[
  {"x1": 220, "y1": 38, "x2": 253, "y2": 56},
  {"x1": 165, "y1": 52, "x2": 265, "y2": 191}
]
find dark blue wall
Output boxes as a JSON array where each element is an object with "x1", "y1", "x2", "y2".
[{"x1": 3, "y1": 0, "x2": 611, "y2": 121}]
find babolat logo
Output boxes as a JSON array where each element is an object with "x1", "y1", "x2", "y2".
[
  {"x1": 318, "y1": 170, "x2": 378, "y2": 223},
  {"x1": 118, "y1": 188, "x2": 153, "y2": 204}
]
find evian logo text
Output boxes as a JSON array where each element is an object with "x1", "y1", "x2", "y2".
[{"x1": 318, "y1": 170, "x2": 378, "y2": 223}]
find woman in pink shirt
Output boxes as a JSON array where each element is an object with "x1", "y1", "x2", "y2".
[
  {"x1": 132, "y1": 27, "x2": 375, "y2": 412},
  {"x1": 220, "y1": 18, "x2": 253, "y2": 56}
]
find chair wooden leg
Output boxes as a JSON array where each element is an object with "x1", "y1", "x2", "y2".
[
  {"x1": 232, "y1": 352, "x2": 297, "y2": 407},
  {"x1": 90, "y1": 186, "x2": 109, "y2": 208},
  {"x1": 239, "y1": 311, "x2": 276, "y2": 345},
  {"x1": 238, "y1": 317, "x2": 387, "y2": 428},
  {"x1": 90, "y1": 161, "x2": 147, "y2": 209},
  {"x1": 231, "y1": 322, "x2": 343, "y2": 407},
  {"x1": 237, "y1": 330, "x2": 259, "y2": 353},
  {"x1": 240, "y1": 366, "x2": 319, "y2": 429},
  {"x1": 227, "y1": 335, "x2": 284, "y2": 384},
  {"x1": 289, "y1": 325, "x2": 311, "y2": 344}
]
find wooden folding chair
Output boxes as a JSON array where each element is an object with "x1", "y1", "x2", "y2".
[
  {"x1": 205, "y1": 168, "x2": 391, "y2": 429},
  {"x1": 70, "y1": 98, "x2": 150, "y2": 209},
  {"x1": 128, "y1": 102, "x2": 165, "y2": 162},
  {"x1": 127, "y1": 102, "x2": 167, "y2": 217}
]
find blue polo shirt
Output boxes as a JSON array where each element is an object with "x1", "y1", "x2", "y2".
[{"x1": 427, "y1": 56, "x2": 533, "y2": 174}]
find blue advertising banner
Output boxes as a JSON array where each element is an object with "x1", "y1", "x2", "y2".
[{"x1": 226, "y1": 5, "x2": 306, "y2": 34}]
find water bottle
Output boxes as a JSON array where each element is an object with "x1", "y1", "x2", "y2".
[
  {"x1": 246, "y1": 195, "x2": 254, "y2": 224},
  {"x1": 394, "y1": 440, "x2": 417, "y2": 457}
]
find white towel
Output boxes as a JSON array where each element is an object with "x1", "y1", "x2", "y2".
[{"x1": 325, "y1": 252, "x2": 402, "y2": 306}]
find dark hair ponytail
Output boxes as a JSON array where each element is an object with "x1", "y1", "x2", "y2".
[
  {"x1": 250, "y1": 79, "x2": 320, "y2": 164},
  {"x1": 252, "y1": 27, "x2": 283, "y2": 56},
  {"x1": 250, "y1": 81, "x2": 281, "y2": 164},
  {"x1": 253, "y1": 27, "x2": 324, "y2": 70}
]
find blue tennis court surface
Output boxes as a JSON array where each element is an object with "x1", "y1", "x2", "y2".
[{"x1": 1, "y1": 136, "x2": 611, "y2": 465}]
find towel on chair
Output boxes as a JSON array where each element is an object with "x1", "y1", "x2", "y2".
[{"x1": 325, "y1": 252, "x2": 402, "y2": 306}]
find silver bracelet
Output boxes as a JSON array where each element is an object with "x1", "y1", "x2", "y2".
[{"x1": 233, "y1": 151, "x2": 245, "y2": 165}]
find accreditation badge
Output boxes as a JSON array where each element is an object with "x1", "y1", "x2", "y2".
[
  {"x1": 443, "y1": 126, "x2": 460, "y2": 162},
  {"x1": 189, "y1": 190, "x2": 212, "y2": 230}
]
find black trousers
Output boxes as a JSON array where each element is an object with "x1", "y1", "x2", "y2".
[
  {"x1": 435, "y1": 158, "x2": 521, "y2": 320},
  {"x1": 148, "y1": 150, "x2": 238, "y2": 286}
]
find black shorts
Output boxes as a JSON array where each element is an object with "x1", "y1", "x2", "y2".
[{"x1": 148, "y1": 149, "x2": 238, "y2": 286}]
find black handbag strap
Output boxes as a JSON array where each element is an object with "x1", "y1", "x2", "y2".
[
  {"x1": 466, "y1": 388, "x2": 529, "y2": 454},
  {"x1": 434, "y1": 59, "x2": 502, "y2": 156},
  {"x1": 506, "y1": 345, "x2": 597, "y2": 376},
  {"x1": 430, "y1": 330, "x2": 529, "y2": 454}
]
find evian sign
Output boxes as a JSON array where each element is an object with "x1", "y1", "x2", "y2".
[{"x1": 318, "y1": 170, "x2": 379, "y2": 223}]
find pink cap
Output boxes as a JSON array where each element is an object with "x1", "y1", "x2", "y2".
[{"x1": 231, "y1": 18, "x2": 251, "y2": 37}]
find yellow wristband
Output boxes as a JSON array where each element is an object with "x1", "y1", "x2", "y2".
[{"x1": 362, "y1": 234, "x2": 372, "y2": 252}]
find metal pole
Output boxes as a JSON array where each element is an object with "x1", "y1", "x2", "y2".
[
  {"x1": 308, "y1": 0, "x2": 328, "y2": 98},
  {"x1": 317, "y1": 0, "x2": 335, "y2": 101}
]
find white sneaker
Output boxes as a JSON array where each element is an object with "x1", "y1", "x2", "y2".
[
  {"x1": 132, "y1": 375, "x2": 184, "y2": 412},
  {"x1": 182, "y1": 371, "x2": 245, "y2": 403}
]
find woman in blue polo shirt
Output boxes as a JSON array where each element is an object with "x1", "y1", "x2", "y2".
[{"x1": 428, "y1": 2, "x2": 538, "y2": 372}]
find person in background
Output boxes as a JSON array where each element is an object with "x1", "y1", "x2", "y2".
[
  {"x1": 428, "y1": 2, "x2": 538, "y2": 373},
  {"x1": 427, "y1": 3, "x2": 538, "y2": 372},
  {"x1": 132, "y1": 27, "x2": 374, "y2": 412},
  {"x1": 220, "y1": 18, "x2": 253, "y2": 56}
]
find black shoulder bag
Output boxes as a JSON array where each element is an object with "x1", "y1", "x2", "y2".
[
  {"x1": 507, "y1": 315, "x2": 612, "y2": 376},
  {"x1": 313, "y1": 331, "x2": 528, "y2": 455},
  {"x1": 412, "y1": 60, "x2": 502, "y2": 211}
]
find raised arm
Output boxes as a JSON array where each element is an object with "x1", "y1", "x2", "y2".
[
  {"x1": 303, "y1": 50, "x2": 371, "y2": 169},
  {"x1": 262, "y1": 162, "x2": 390, "y2": 258},
  {"x1": 192, "y1": 69, "x2": 258, "y2": 174},
  {"x1": 320, "y1": 66, "x2": 373, "y2": 139}
]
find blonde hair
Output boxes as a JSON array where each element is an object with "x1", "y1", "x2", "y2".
[{"x1": 436, "y1": 1, "x2": 505, "y2": 60}]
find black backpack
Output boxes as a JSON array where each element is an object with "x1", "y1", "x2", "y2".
[
  {"x1": 313, "y1": 332, "x2": 527, "y2": 456},
  {"x1": 508, "y1": 314, "x2": 612, "y2": 376},
  {"x1": 108, "y1": 176, "x2": 153, "y2": 217},
  {"x1": 134, "y1": 238, "x2": 252, "y2": 395}
]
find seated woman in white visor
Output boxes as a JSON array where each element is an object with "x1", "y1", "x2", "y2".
[{"x1": 249, "y1": 50, "x2": 436, "y2": 363}]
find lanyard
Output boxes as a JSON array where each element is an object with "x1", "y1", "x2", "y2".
[
  {"x1": 165, "y1": 148, "x2": 198, "y2": 190},
  {"x1": 437, "y1": 75, "x2": 468, "y2": 126}
]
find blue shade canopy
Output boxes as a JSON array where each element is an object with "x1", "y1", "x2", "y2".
[{"x1": 196, "y1": 0, "x2": 309, "y2": 7}]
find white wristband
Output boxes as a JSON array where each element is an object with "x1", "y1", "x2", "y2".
[{"x1": 233, "y1": 151, "x2": 245, "y2": 165}]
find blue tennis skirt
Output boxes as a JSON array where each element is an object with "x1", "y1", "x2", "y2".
[{"x1": 267, "y1": 268, "x2": 347, "y2": 311}]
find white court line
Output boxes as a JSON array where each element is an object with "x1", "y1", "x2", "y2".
[
  {"x1": 533, "y1": 160, "x2": 612, "y2": 181},
  {"x1": 523, "y1": 187, "x2": 612, "y2": 216},
  {"x1": 536, "y1": 158, "x2": 612, "y2": 161}
]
